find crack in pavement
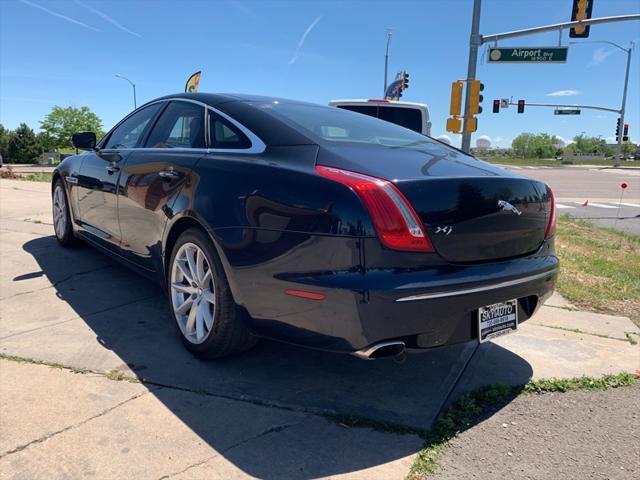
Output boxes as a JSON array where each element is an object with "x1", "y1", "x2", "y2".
[
  {"x1": 1, "y1": 264, "x2": 117, "y2": 301},
  {"x1": 0, "y1": 387, "x2": 159, "y2": 459},
  {"x1": 156, "y1": 420, "x2": 307, "y2": 480}
]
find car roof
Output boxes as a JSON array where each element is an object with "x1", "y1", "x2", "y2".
[{"x1": 152, "y1": 92, "x2": 318, "y2": 107}]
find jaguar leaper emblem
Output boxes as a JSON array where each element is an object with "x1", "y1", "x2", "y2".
[{"x1": 498, "y1": 200, "x2": 522, "y2": 216}]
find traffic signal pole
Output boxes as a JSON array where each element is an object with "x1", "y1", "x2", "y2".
[
  {"x1": 615, "y1": 44, "x2": 632, "y2": 167},
  {"x1": 461, "y1": 0, "x2": 482, "y2": 154},
  {"x1": 459, "y1": 9, "x2": 640, "y2": 154}
]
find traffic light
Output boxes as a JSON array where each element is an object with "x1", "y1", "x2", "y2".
[
  {"x1": 623, "y1": 124, "x2": 629, "y2": 142},
  {"x1": 401, "y1": 72, "x2": 409, "y2": 90},
  {"x1": 465, "y1": 116, "x2": 478, "y2": 133},
  {"x1": 517, "y1": 100, "x2": 525, "y2": 114},
  {"x1": 570, "y1": 0, "x2": 594, "y2": 38},
  {"x1": 493, "y1": 99, "x2": 500, "y2": 113},
  {"x1": 449, "y1": 81, "x2": 463, "y2": 116},
  {"x1": 616, "y1": 118, "x2": 621, "y2": 140},
  {"x1": 468, "y1": 80, "x2": 484, "y2": 115}
]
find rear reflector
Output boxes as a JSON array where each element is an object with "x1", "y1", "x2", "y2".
[
  {"x1": 316, "y1": 165, "x2": 434, "y2": 252},
  {"x1": 544, "y1": 185, "x2": 556, "y2": 239},
  {"x1": 285, "y1": 289, "x2": 326, "y2": 300}
]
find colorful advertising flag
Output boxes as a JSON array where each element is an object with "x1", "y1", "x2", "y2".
[
  {"x1": 185, "y1": 71, "x2": 202, "y2": 93},
  {"x1": 384, "y1": 78, "x2": 403, "y2": 101}
]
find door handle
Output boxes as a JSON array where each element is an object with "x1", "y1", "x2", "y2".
[
  {"x1": 106, "y1": 164, "x2": 120, "y2": 175},
  {"x1": 159, "y1": 168, "x2": 180, "y2": 179}
]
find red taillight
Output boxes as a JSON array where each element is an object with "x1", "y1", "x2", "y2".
[
  {"x1": 544, "y1": 186, "x2": 556, "y2": 239},
  {"x1": 316, "y1": 165, "x2": 434, "y2": 252}
]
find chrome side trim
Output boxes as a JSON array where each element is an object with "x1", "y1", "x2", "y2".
[
  {"x1": 65, "y1": 176, "x2": 78, "y2": 184},
  {"x1": 352, "y1": 341, "x2": 406, "y2": 360},
  {"x1": 395, "y1": 270, "x2": 557, "y2": 303}
]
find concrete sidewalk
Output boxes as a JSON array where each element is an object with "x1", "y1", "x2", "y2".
[
  {"x1": 1, "y1": 178, "x2": 639, "y2": 479},
  {"x1": 0, "y1": 359, "x2": 420, "y2": 479}
]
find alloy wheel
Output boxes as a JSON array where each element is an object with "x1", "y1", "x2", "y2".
[
  {"x1": 52, "y1": 184, "x2": 67, "y2": 240},
  {"x1": 170, "y1": 242, "x2": 216, "y2": 344}
]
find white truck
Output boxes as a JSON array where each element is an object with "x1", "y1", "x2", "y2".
[{"x1": 328, "y1": 99, "x2": 432, "y2": 137}]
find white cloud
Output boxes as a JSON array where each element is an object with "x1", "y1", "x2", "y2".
[
  {"x1": 289, "y1": 15, "x2": 323, "y2": 65},
  {"x1": 75, "y1": 0, "x2": 142, "y2": 38},
  {"x1": 546, "y1": 90, "x2": 581, "y2": 97},
  {"x1": 590, "y1": 47, "x2": 616, "y2": 66},
  {"x1": 19, "y1": 0, "x2": 99, "y2": 32}
]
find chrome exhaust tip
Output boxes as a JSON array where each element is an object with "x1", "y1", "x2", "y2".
[{"x1": 353, "y1": 341, "x2": 406, "y2": 360}]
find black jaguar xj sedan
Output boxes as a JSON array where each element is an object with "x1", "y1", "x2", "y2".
[{"x1": 53, "y1": 93, "x2": 558, "y2": 359}]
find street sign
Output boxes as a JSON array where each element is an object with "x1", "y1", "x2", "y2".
[
  {"x1": 554, "y1": 109, "x2": 581, "y2": 115},
  {"x1": 500, "y1": 98, "x2": 509, "y2": 108},
  {"x1": 488, "y1": 47, "x2": 568, "y2": 63}
]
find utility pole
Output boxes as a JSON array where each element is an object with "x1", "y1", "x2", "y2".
[
  {"x1": 616, "y1": 43, "x2": 633, "y2": 167},
  {"x1": 383, "y1": 28, "x2": 393, "y2": 94},
  {"x1": 461, "y1": 0, "x2": 482, "y2": 154}
]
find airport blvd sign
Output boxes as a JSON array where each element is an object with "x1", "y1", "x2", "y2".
[
  {"x1": 488, "y1": 47, "x2": 568, "y2": 63},
  {"x1": 554, "y1": 109, "x2": 581, "y2": 115}
]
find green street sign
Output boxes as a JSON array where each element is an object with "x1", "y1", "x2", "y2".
[
  {"x1": 554, "y1": 109, "x2": 581, "y2": 115},
  {"x1": 488, "y1": 47, "x2": 568, "y2": 63}
]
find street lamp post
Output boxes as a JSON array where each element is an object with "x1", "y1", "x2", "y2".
[
  {"x1": 383, "y1": 28, "x2": 393, "y2": 94},
  {"x1": 115, "y1": 74, "x2": 137, "y2": 110},
  {"x1": 569, "y1": 40, "x2": 633, "y2": 168}
]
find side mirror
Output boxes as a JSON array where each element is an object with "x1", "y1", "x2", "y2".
[{"x1": 71, "y1": 131, "x2": 97, "y2": 150}]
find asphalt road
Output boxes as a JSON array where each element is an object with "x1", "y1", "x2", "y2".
[{"x1": 502, "y1": 166, "x2": 640, "y2": 235}]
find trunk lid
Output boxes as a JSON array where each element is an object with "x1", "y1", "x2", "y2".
[
  {"x1": 396, "y1": 176, "x2": 549, "y2": 263},
  {"x1": 317, "y1": 142, "x2": 551, "y2": 263}
]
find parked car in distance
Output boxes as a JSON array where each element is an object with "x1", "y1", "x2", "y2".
[
  {"x1": 53, "y1": 93, "x2": 558, "y2": 360},
  {"x1": 329, "y1": 99, "x2": 432, "y2": 136}
]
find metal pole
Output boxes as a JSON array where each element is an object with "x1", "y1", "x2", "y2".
[
  {"x1": 615, "y1": 44, "x2": 632, "y2": 168},
  {"x1": 384, "y1": 29, "x2": 393, "y2": 94},
  {"x1": 482, "y1": 14, "x2": 640, "y2": 44},
  {"x1": 133, "y1": 83, "x2": 137, "y2": 109},
  {"x1": 115, "y1": 74, "x2": 137, "y2": 110},
  {"x1": 461, "y1": 0, "x2": 482, "y2": 153},
  {"x1": 507, "y1": 101, "x2": 620, "y2": 114}
]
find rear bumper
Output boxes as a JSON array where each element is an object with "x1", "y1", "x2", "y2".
[{"x1": 241, "y1": 245, "x2": 558, "y2": 353}]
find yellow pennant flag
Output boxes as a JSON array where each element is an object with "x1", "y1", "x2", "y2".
[{"x1": 185, "y1": 71, "x2": 202, "y2": 93}]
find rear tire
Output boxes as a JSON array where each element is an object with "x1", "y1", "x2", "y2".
[
  {"x1": 168, "y1": 227, "x2": 257, "y2": 359},
  {"x1": 52, "y1": 178, "x2": 78, "y2": 247}
]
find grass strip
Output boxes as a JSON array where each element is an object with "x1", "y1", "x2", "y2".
[{"x1": 555, "y1": 216, "x2": 640, "y2": 326}]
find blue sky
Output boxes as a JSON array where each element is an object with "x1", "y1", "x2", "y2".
[{"x1": 1, "y1": 0, "x2": 639, "y2": 148}]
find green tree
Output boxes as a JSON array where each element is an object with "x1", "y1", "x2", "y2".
[
  {"x1": 0, "y1": 124, "x2": 10, "y2": 161},
  {"x1": 511, "y1": 133, "x2": 558, "y2": 159},
  {"x1": 7, "y1": 123, "x2": 43, "y2": 164},
  {"x1": 621, "y1": 142, "x2": 636, "y2": 157},
  {"x1": 39, "y1": 106, "x2": 104, "y2": 151},
  {"x1": 573, "y1": 133, "x2": 609, "y2": 155}
]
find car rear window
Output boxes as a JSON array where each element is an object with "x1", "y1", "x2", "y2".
[
  {"x1": 253, "y1": 102, "x2": 432, "y2": 148},
  {"x1": 336, "y1": 104, "x2": 423, "y2": 134},
  {"x1": 377, "y1": 106, "x2": 422, "y2": 133}
]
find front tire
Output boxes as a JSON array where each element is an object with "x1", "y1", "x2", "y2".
[
  {"x1": 52, "y1": 178, "x2": 77, "y2": 247},
  {"x1": 168, "y1": 227, "x2": 257, "y2": 359}
]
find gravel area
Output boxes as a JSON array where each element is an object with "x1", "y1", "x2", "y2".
[{"x1": 433, "y1": 384, "x2": 640, "y2": 480}]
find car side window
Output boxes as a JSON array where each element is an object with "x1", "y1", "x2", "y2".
[
  {"x1": 209, "y1": 111, "x2": 251, "y2": 149},
  {"x1": 104, "y1": 103, "x2": 163, "y2": 149},
  {"x1": 145, "y1": 101, "x2": 205, "y2": 149}
]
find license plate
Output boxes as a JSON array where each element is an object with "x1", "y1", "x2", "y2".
[{"x1": 478, "y1": 299, "x2": 518, "y2": 343}]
